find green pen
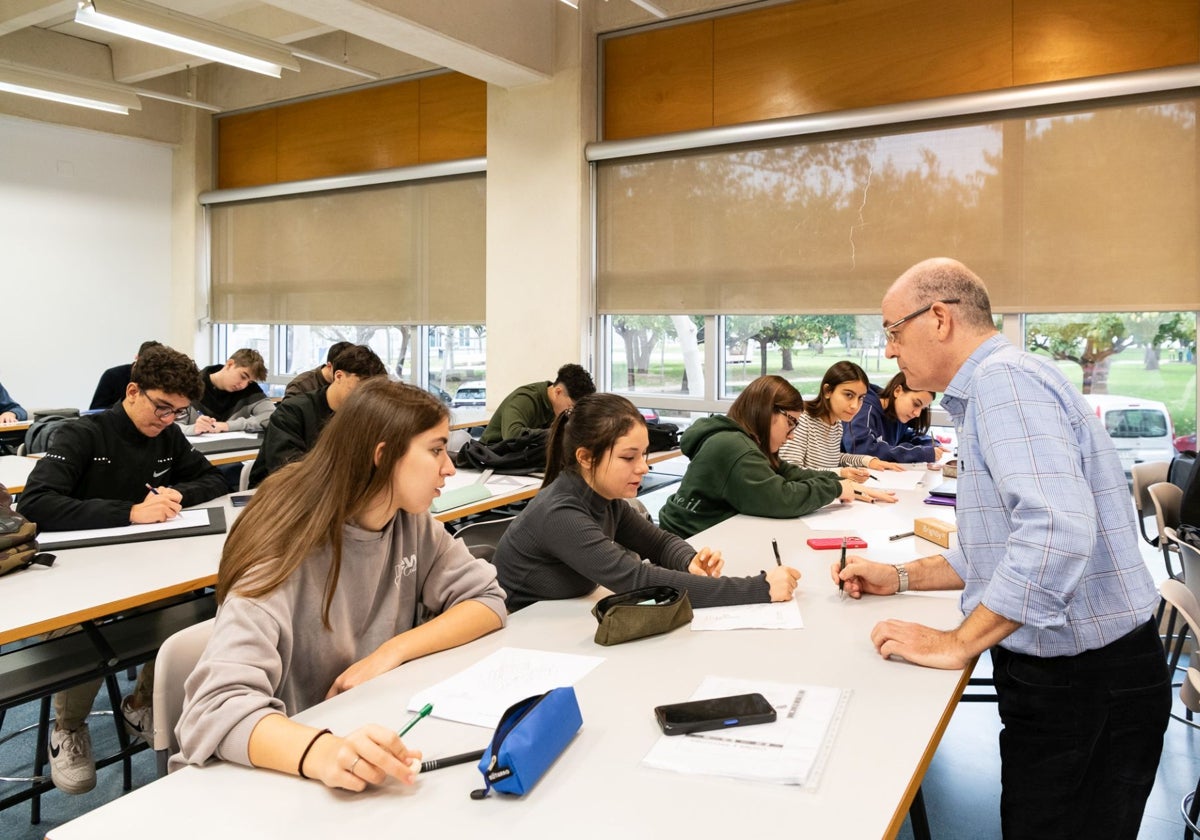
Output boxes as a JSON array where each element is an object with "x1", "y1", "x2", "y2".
[{"x1": 399, "y1": 703, "x2": 433, "y2": 737}]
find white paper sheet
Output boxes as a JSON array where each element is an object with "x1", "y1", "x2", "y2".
[
  {"x1": 690, "y1": 601, "x2": 804, "y2": 631},
  {"x1": 407, "y1": 647, "x2": 605, "y2": 728},
  {"x1": 37, "y1": 508, "x2": 212, "y2": 543},
  {"x1": 865, "y1": 470, "x2": 926, "y2": 491},
  {"x1": 643, "y1": 675, "x2": 849, "y2": 789},
  {"x1": 802, "y1": 502, "x2": 909, "y2": 533},
  {"x1": 185, "y1": 431, "x2": 260, "y2": 444}
]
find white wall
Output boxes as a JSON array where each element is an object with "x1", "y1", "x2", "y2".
[{"x1": 0, "y1": 115, "x2": 174, "y2": 412}]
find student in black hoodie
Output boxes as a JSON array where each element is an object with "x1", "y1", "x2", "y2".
[
  {"x1": 19, "y1": 346, "x2": 227, "y2": 796},
  {"x1": 179, "y1": 348, "x2": 275, "y2": 435}
]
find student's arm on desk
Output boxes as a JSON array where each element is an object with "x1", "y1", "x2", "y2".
[
  {"x1": 16, "y1": 427, "x2": 133, "y2": 530},
  {"x1": 165, "y1": 427, "x2": 229, "y2": 505},
  {"x1": 248, "y1": 714, "x2": 419, "y2": 791},
  {"x1": 224, "y1": 397, "x2": 275, "y2": 433},
  {"x1": 325, "y1": 601, "x2": 502, "y2": 698}
]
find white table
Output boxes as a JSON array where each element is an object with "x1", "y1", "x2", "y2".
[
  {"x1": 48, "y1": 470, "x2": 968, "y2": 840},
  {"x1": 0, "y1": 497, "x2": 238, "y2": 645},
  {"x1": 0, "y1": 454, "x2": 37, "y2": 495}
]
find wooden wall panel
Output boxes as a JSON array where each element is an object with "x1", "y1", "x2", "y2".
[
  {"x1": 1013, "y1": 0, "x2": 1200, "y2": 85},
  {"x1": 713, "y1": 0, "x2": 1012, "y2": 125},
  {"x1": 603, "y1": 19, "x2": 714, "y2": 141},
  {"x1": 274, "y1": 82, "x2": 420, "y2": 183},
  {"x1": 418, "y1": 73, "x2": 487, "y2": 163},
  {"x1": 216, "y1": 72, "x2": 487, "y2": 189},
  {"x1": 217, "y1": 108, "x2": 276, "y2": 189},
  {"x1": 602, "y1": 0, "x2": 1200, "y2": 141}
]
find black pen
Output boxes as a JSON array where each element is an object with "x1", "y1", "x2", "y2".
[
  {"x1": 771, "y1": 538, "x2": 782, "y2": 567},
  {"x1": 838, "y1": 537, "x2": 847, "y2": 595},
  {"x1": 890, "y1": 531, "x2": 915, "y2": 541},
  {"x1": 421, "y1": 748, "x2": 486, "y2": 773},
  {"x1": 866, "y1": 474, "x2": 879, "y2": 481},
  {"x1": 144, "y1": 482, "x2": 160, "y2": 496}
]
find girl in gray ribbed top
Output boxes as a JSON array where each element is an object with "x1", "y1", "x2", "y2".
[{"x1": 493, "y1": 394, "x2": 802, "y2": 612}]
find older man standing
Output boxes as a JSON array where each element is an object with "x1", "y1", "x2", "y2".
[{"x1": 834, "y1": 258, "x2": 1169, "y2": 839}]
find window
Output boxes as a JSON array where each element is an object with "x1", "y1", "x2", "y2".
[{"x1": 210, "y1": 323, "x2": 486, "y2": 406}]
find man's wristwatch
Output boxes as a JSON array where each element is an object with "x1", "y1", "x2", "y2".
[{"x1": 895, "y1": 564, "x2": 909, "y2": 594}]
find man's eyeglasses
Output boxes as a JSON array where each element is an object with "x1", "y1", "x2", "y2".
[
  {"x1": 882, "y1": 298, "x2": 960, "y2": 344},
  {"x1": 141, "y1": 390, "x2": 190, "y2": 421},
  {"x1": 774, "y1": 407, "x2": 801, "y2": 431}
]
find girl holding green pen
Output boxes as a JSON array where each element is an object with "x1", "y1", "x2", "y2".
[{"x1": 175, "y1": 380, "x2": 506, "y2": 790}]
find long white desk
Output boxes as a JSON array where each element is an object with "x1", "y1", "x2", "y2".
[
  {"x1": 0, "y1": 497, "x2": 237, "y2": 645},
  {"x1": 49, "y1": 469, "x2": 968, "y2": 840}
]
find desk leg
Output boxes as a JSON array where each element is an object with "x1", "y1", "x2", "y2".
[{"x1": 909, "y1": 786, "x2": 931, "y2": 840}]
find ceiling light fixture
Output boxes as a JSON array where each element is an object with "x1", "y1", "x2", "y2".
[
  {"x1": 0, "y1": 61, "x2": 141, "y2": 114},
  {"x1": 75, "y1": 0, "x2": 301, "y2": 78}
]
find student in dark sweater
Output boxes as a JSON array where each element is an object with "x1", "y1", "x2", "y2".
[
  {"x1": 659, "y1": 375, "x2": 871, "y2": 539},
  {"x1": 480, "y1": 363, "x2": 596, "y2": 445},
  {"x1": 249, "y1": 345, "x2": 387, "y2": 488},
  {"x1": 179, "y1": 348, "x2": 274, "y2": 435},
  {"x1": 88, "y1": 340, "x2": 163, "y2": 410},
  {"x1": 18, "y1": 346, "x2": 226, "y2": 797},
  {"x1": 493, "y1": 393, "x2": 802, "y2": 612}
]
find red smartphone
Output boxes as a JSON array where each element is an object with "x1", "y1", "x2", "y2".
[{"x1": 807, "y1": 537, "x2": 867, "y2": 550}]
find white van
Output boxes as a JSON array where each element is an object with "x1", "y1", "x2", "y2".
[{"x1": 1083, "y1": 394, "x2": 1176, "y2": 475}]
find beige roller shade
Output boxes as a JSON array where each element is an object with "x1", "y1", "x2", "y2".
[
  {"x1": 597, "y1": 96, "x2": 1198, "y2": 314},
  {"x1": 210, "y1": 174, "x2": 485, "y2": 325}
]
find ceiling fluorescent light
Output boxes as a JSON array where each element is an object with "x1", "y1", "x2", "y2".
[
  {"x1": 0, "y1": 61, "x2": 141, "y2": 114},
  {"x1": 628, "y1": 0, "x2": 668, "y2": 18},
  {"x1": 75, "y1": 0, "x2": 301, "y2": 78}
]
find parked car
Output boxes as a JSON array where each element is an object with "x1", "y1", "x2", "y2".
[
  {"x1": 1175, "y1": 433, "x2": 1197, "y2": 454},
  {"x1": 425, "y1": 379, "x2": 452, "y2": 405},
  {"x1": 453, "y1": 381, "x2": 487, "y2": 408},
  {"x1": 638, "y1": 407, "x2": 660, "y2": 424},
  {"x1": 1083, "y1": 394, "x2": 1176, "y2": 475}
]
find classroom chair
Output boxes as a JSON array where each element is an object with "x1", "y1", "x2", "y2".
[
  {"x1": 238, "y1": 460, "x2": 253, "y2": 492},
  {"x1": 451, "y1": 516, "x2": 515, "y2": 564},
  {"x1": 1149, "y1": 482, "x2": 1184, "y2": 580},
  {"x1": 1131, "y1": 461, "x2": 1170, "y2": 546},
  {"x1": 151, "y1": 618, "x2": 215, "y2": 777},
  {"x1": 1160, "y1": 579, "x2": 1200, "y2": 730}
]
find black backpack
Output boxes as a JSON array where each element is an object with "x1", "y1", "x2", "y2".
[
  {"x1": 646, "y1": 422, "x2": 680, "y2": 452},
  {"x1": 24, "y1": 414, "x2": 77, "y2": 455},
  {"x1": 455, "y1": 428, "x2": 549, "y2": 475}
]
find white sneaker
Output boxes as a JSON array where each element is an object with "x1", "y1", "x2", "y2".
[
  {"x1": 121, "y1": 697, "x2": 153, "y2": 746},
  {"x1": 48, "y1": 724, "x2": 96, "y2": 795}
]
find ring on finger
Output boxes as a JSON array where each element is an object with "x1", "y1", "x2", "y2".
[{"x1": 350, "y1": 756, "x2": 361, "y2": 775}]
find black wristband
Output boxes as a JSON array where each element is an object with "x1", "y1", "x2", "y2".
[{"x1": 297, "y1": 728, "x2": 332, "y2": 780}]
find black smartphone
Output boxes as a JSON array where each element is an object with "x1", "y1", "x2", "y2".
[
  {"x1": 654, "y1": 692, "x2": 776, "y2": 736},
  {"x1": 230, "y1": 493, "x2": 252, "y2": 508}
]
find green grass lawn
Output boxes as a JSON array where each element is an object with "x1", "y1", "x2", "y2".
[{"x1": 613, "y1": 346, "x2": 1197, "y2": 435}]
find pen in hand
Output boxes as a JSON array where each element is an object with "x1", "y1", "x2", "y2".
[
  {"x1": 421, "y1": 748, "x2": 486, "y2": 773},
  {"x1": 771, "y1": 538, "x2": 782, "y2": 567},
  {"x1": 399, "y1": 703, "x2": 433, "y2": 738},
  {"x1": 838, "y1": 537, "x2": 847, "y2": 596},
  {"x1": 144, "y1": 483, "x2": 160, "y2": 496}
]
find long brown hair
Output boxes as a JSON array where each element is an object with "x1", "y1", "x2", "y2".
[
  {"x1": 728, "y1": 375, "x2": 804, "y2": 469},
  {"x1": 543, "y1": 393, "x2": 644, "y2": 487},
  {"x1": 804, "y1": 360, "x2": 869, "y2": 422},
  {"x1": 880, "y1": 371, "x2": 935, "y2": 435},
  {"x1": 217, "y1": 378, "x2": 448, "y2": 627}
]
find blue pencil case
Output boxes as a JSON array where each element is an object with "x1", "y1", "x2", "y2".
[{"x1": 470, "y1": 686, "x2": 582, "y2": 799}]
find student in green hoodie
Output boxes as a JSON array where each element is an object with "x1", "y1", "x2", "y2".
[{"x1": 659, "y1": 375, "x2": 892, "y2": 539}]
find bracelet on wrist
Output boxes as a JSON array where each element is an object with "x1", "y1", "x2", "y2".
[{"x1": 297, "y1": 728, "x2": 332, "y2": 779}]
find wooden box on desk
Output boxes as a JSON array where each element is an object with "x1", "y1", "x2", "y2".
[{"x1": 914, "y1": 517, "x2": 956, "y2": 549}]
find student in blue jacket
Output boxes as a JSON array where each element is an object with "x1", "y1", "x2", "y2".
[{"x1": 842, "y1": 371, "x2": 946, "y2": 464}]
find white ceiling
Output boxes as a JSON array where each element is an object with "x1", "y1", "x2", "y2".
[{"x1": 0, "y1": 0, "x2": 747, "y2": 112}]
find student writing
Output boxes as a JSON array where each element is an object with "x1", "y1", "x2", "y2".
[
  {"x1": 841, "y1": 370, "x2": 946, "y2": 463},
  {"x1": 175, "y1": 380, "x2": 506, "y2": 790},
  {"x1": 493, "y1": 393, "x2": 802, "y2": 611},
  {"x1": 657, "y1": 375, "x2": 892, "y2": 539},
  {"x1": 777, "y1": 360, "x2": 905, "y2": 481}
]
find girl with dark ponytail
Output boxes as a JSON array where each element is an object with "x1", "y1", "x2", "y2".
[{"x1": 494, "y1": 393, "x2": 801, "y2": 611}]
